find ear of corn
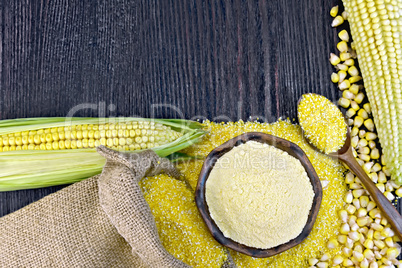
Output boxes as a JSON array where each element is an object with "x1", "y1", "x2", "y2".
[
  {"x1": 324, "y1": 2, "x2": 402, "y2": 267},
  {"x1": 0, "y1": 117, "x2": 206, "y2": 191},
  {"x1": 341, "y1": 0, "x2": 402, "y2": 185}
]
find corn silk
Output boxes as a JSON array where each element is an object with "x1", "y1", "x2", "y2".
[{"x1": 140, "y1": 120, "x2": 347, "y2": 268}]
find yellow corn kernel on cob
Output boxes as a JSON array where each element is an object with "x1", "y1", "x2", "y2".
[
  {"x1": 0, "y1": 121, "x2": 181, "y2": 152},
  {"x1": 342, "y1": 0, "x2": 402, "y2": 185},
  {"x1": 0, "y1": 117, "x2": 205, "y2": 191}
]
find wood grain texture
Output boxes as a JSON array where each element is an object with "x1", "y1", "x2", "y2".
[{"x1": 1, "y1": 0, "x2": 398, "y2": 218}]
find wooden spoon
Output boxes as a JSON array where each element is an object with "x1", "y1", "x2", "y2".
[
  {"x1": 297, "y1": 94, "x2": 402, "y2": 240},
  {"x1": 329, "y1": 127, "x2": 402, "y2": 240}
]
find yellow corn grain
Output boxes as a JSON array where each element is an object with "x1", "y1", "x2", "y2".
[
  {"x1": 358, "y1": 146, "x2": 370, "y2": 155},
  {"x1": 363, "y1": 103, "x2": 371, "y2": 114},
  {"x1": 395, "y1": 187, "x2": 402, "y2": 197},
  {"x1": 360, "y1": 258, "x2": 369, "y2": 268},
  {"x1": 327, "y1": 238, "x2": 339, "y2": 249},
  {"x1": 363, "y1": 119, "x2": 375, "y2": 132},
  {"x1": 330, "y1": 5, "x2": 339, "y2": 17},
  {"x1": 343, "y1": 258, "x2": 354, "y2": 266},
  {"x1": 338, "y1": 70, "x2": 347, "y2": 82},
  {"x1": 354, "y1": 116, "x2": 364, "y2": 128},
  {"x1": 346, "y1": 108, "x2": 356, "y2": 118},
  {"x1": 339, "y1": 79, "x2": 351, "y2": 90},
  {"x1": 341, "y1": 11, "x2": 348, "y2": 20},
  {"x1": 332, "y1": 72, "x2": 340, "y2": 83},
  {"x1": 316, "y1": 262, "x2": 329, "y2": 268},
  {"x1": 337, "y1": 63, "x2": 349, "y2": 71},
  {"x1": 337, "y1": 41, "x2": 349, "y2": 52},
  {"x1": 372, "y1": 163, "x2": 382, "y2": 173},
  {"x1": 339, "y1": 97, "x2": 351, "y2": 108},
  {"x1": 376, "y1": 183, "x2": 385, "y2": 193},
  {"x1": 351, "y1": 127, "x2": 359, "y2": 138},
  {"x1": 330, "y1": 53, "x2": 341, "y2": 65},
  {"x1": 365, "y1": 132, "x2": 377, "y2": 141},
  {"x1": 0, "y1": 121, "x2": 182, "y2": 152},
  {"x1": 183, "y1": 120, "x2": 348, "y2": 267},
  {"x1": 338, "y1": 234, "x2": 348, "y2": 244},
  {"x1": 368, "y1": 140, "x2": 376, "y2": 149},
  {"x1": 340, "y1": 52, "x2": 351, "y2": 61},
  {"x1": 332, "y1": 15, "x2": 344, "y2": 27},
  {"x1": 350, "y1": 101, "x2": 359, "y2": 111},
  {"x1": 344, "y1": 58, "x2": 355, "y2": 66},
  {"x1": 357, "y1": 109, "x2": 368, "y2": 120},
  {"x1": 338, "y1": 29, "x2": 350, "y2": 41},
  {"x1": 342, "y1": 0, "x2": 402, "y2": 185},
  {"x1": 348, "y1": 65, "x2": 359, "y2": 77},
  {"x1": 354, "y1": 93, "x2": 365, "y2": 104},
  {"x1": 349, "y1": 75, "x2": 362, "y2": 83}
]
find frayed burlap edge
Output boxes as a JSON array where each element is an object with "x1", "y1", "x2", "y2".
[{"x1": 0, "y1": 146, "x2": 236, "y2": 268}]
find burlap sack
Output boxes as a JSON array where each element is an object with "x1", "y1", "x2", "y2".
[{"x1": 0, "y1": 146, "x2": 235, "y2": 268}]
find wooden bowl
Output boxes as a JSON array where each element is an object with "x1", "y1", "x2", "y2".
[{"x1": 195, "y1": 132, "x2": 322, "y2": 258}]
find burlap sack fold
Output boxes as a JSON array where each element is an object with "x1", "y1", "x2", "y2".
[{"x1": 0, "y1": 146, "x2": 236, "y2": 267}]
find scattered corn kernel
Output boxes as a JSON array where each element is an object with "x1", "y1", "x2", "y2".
[
  {"x1": 338, "y1": 70, "x2": 347, "y2": 83},
  {"x1": 327, "y1": 238, "x2": 339, "y2": 249},
  {"x1": 343, "y1": 258, "x2": 354, "y2": 266},
  {"x1": 339, "y1": 79, "x2": 351, "y2": 90},
  {"x1": 337, "y1": 41, "x2": 348, "y2": 52},
  {"x1": 348, "y1": 66, "x2": 359, "y2": 77},
  {"x1": 340, "y1": 52, "x2": 351, "y2": 61},
  {"x1": 340, "y1": 223, "x2": 351, "y2": 234},
  {"x1": 333, "y1": 255, "x2": 344, "y2": 265},
  {"x1": 354, "y1": 116, "x2": 364, "y2": 128},
  {"x1": 356, "y1": 91, "x2": 365, "y2": 104},
  {"x1": 337, "y1": 63, "x2": 349, "y2": 71},
  {"x1": 346, "y1": 108, "x2": 356, "y2": 118},
  {"x1": 363, "y1": 103, "x2": 371, "y2": 114},
  {"x1": 349, "y1": 75, "x2": 362, "y2": 83},
  {"x1": 330, "y1": 5, "x2": 339, "y2": 17},
  {"x1": 330, "y1": 53, "x2": 341, "y2": 65},
  {"x1": 350, "y1": 101, "x2": 359, "y2": 111},
  {"x1": 316, "y1": 262, "x2": 328, "y2": 268},
  {"x1": 344, "y1": 58, "x2": 355, "y2": 66},
  {"x1": 338, "y1": 29, "x2": 349, "y2": 41},
  {"x1": 364, "y1": 119, "x2": 375, "y2": 132},
  {"x1": 332, "y1": 15, "x2": 344, "y2": 27},
  {"x1": 331, "y1": 72, "x2": 340, "y2": 83},
  {"x1": 339, "y1": 97, "x2": 351, "y2": 108}
]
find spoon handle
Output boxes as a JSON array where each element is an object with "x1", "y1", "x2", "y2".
[{"x1": 339, "y1": 146, "x2": 402, "y2": 240}]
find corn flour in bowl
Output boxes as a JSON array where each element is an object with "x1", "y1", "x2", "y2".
[{"x1": 196, "y1": 132, "x2": 322, "y2": 257}]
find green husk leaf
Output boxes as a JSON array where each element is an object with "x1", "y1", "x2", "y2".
[
  {"x1": 167, "y1": 152, "x2": 205, "y2": 163},
  {"x1": 0, "y1": 117, "x2": 206, "y2": 191}
]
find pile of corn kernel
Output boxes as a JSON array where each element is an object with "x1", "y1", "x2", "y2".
[
  {"x1": 139, "y1": 5, "x2": 402, "y2": 267},
  {"x1": 306, "y1": 5, "x2": 402, "y2": 268},
  {"x1": 141, "y1": 120, "x2": 348, "y2": 267}
]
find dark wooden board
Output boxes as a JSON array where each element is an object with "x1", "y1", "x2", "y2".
[{"x1": 1, "y1": 0, "x2": 397, "y2": 218}]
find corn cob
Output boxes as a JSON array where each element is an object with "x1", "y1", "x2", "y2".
[
  {"x1": 0, "y1": 120, "x2": 181, "y2": 152},
  {"x1": 324, "y1": 3, "x2": 402, "y2": 266},
  {"x1": 341, "y1": 0, "x2": 402, "y2": 185},
  {"x1": 0, "y1": 117, "x2": 205, "y2": 191}
]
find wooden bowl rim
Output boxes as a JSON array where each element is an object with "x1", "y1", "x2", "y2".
[{"x1": 195, "y1": 132, "x2": 322, "y2": 258}]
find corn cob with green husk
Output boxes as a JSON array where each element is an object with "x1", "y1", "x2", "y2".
[
  {"x1": 0, "y1": 117, "x2": 206, "y2": 191},
  {"x1": 340, "y1": 0, "x2": 402, "y2": 185}
]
